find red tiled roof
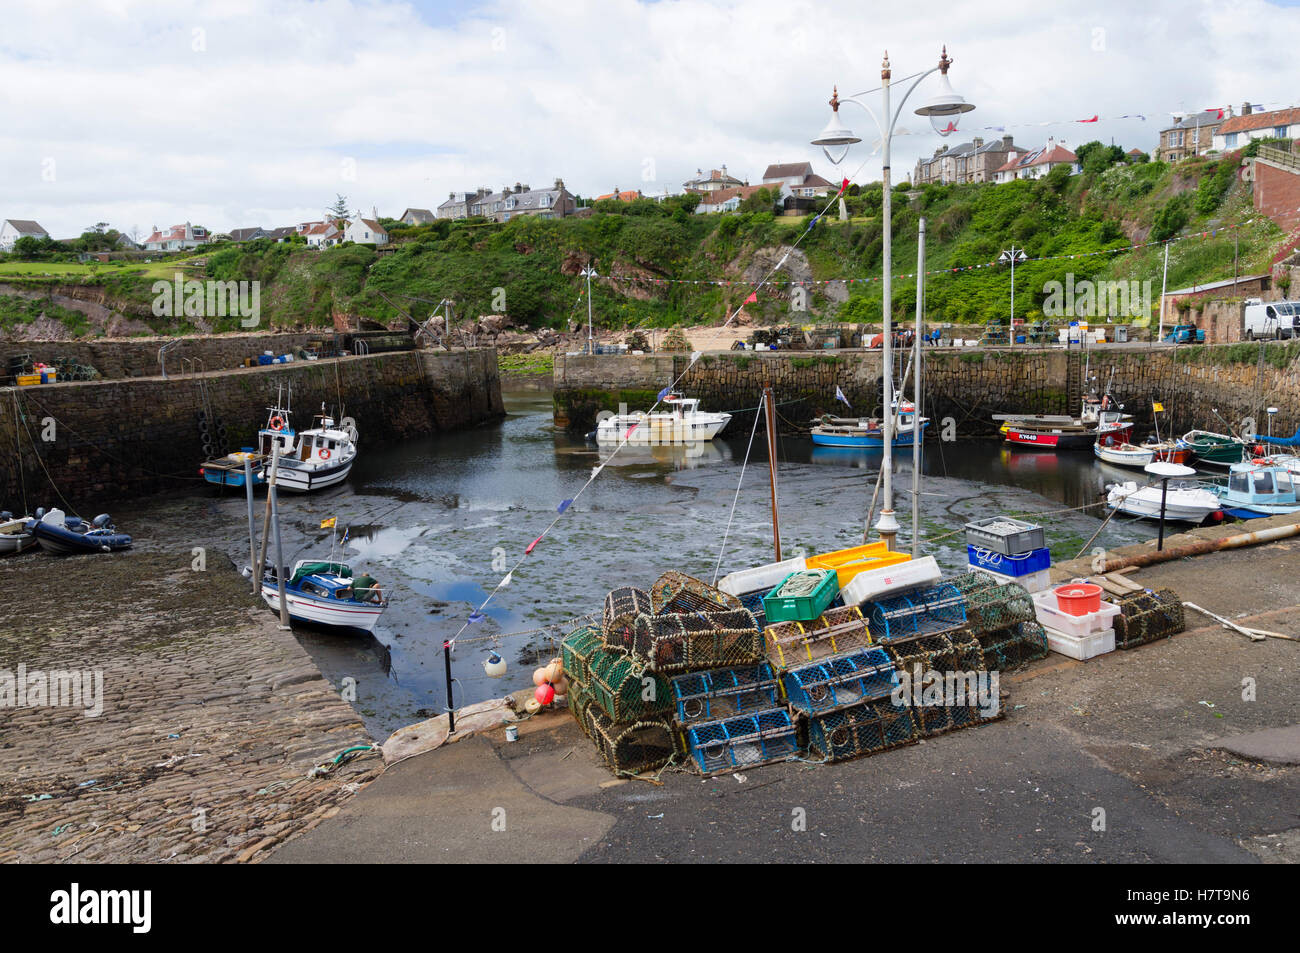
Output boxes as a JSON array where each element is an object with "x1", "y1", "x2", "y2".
[{"x1": 1218, "y1": 106, "x2": 1300, "y2": 135}]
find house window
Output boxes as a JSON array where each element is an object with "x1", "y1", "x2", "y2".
[
  {"x1": 1276, "y1": 126, "x2": 1288, "y2": 138},
  {"x1": 1224, "y1": 132, "x2": 1238, "y2": 147},
  {"x1": 1170, "y1": 131, "x2": 1183, "y2": 147}
]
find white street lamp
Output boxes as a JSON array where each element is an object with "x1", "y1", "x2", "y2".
[
  {"x1": 580, "y1": 263, "x2": 597, "y2": 354},
  {"x1": 812, "y1": 47, "x2": 975, "y2": 550},
  {"x1": 998, "y1": 245, "x2": 1028, "y2": 346}
]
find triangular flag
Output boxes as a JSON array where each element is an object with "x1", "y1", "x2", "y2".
[
  {"x1": 744, "y1": 292, "x2": 757, "y2": 304},
  {"x1": 557, "y1": 499, "x2": 573, "y2": 514},
  {"x1": 657, "y1": 386, "x2": 671, "y2": 401},
  {"x1": 1077, "y1": 115, "x2": 1099, "y2": 123},
  {"x1": 835, "y1": 385, "x2": 852, "y2": 409},
  {"x1": 499, "y1": 571, "x2": 513, "y2": 587},
  {"x1": 525, "y1": 535, "x2": 544, "y2": 555},
  {"x1": 690, "y1": 351, "x2": 702, "y2": 364},
  {"x1": 591, "y1": 464, "x2": 604, "y2": 480},
  {"x1": 468, "y1": 611, "x2": 485, "y2": 623}
]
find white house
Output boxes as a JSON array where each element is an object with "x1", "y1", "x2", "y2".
[
  {"x1": 343, "y1": 214, "x2": 388, "y2": 245},
  {"x1": 993, "y1": 139, "x2": 1080, "y2": 184},
  {"x1": 303, "y1": 222, "x2": 342, "y2": 248},
  {"x1": 683, "y1": 166, "x2": 745, "y2": 194},
  {"x1": 1213, "y1": 104, "x2": 1300, "y2": 152},
  {"x1": 761, "y1": 162, "x2": 835, "y2": 197},
  {"x1": 141, "y1": 222, "x2": 209, "y2": 251},
  {"x1": 0, "y1": 218, "x2": 50, "y2": 251}
]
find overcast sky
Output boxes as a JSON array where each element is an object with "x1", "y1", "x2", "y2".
[{"x1": 2, "y1": 0, "x2": 1299, "y2": 239}]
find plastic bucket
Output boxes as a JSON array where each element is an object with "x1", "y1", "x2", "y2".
[{"x1": 1054, "y1": 583, "x2": 1102, "y2": 616}]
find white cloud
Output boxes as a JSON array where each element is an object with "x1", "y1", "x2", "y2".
[{"x1": 1, "y1": 0, "x2": 1298, "y2": 237}]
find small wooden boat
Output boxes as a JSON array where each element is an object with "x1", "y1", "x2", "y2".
[
  {"x1": 0, "y1": 513, "x2": 36, "y2": 555},
  {"x1": 1181, "y1": 429, "x2": 1249, "y2": 468},
  {"x1": 258, "y1": 560, "x2": 388, "y2": 632},
  {"x1": 1213, "y1": 462, "x2": 1300, "y2": 519},
  {"x1": 1094, "y1": 436, "x2": 1193, "y2": 468},
  {"x1": 200, "y1": 450, "x2": 267, "y2": 488},
  {"x1": 29, "y1": 508, "x2": 132, "y2": 555},
  {"x1": 811, "y1": 401, "x2": 929, "y2": 448},
  {"x1": 1105, "y1": 481, "x2": 1221, "y2": 523}
]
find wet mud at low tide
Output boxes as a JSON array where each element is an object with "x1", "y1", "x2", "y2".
[{"x1": 55, "y1": 392, "x2": 1162, "y2": 739}]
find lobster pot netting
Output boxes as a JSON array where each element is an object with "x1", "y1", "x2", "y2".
[
  {"x1": 566, "y1": 675, "x2": 595, "y2": 736},
  {"x1": 1112, "y1": 588, "x2": 1185, "y2": 649},
  {"x1": 962, "y1": 582, "x2": 1036, "y2": 637},
  {"x1": 671, "y1": 663, "x2": 781, "y2": 725},
  {"x1": 649, "y1": 571, "x2": 743, "y2": 616},
  {"x1": 584, "y1": 708, "x2": 679, "y2": 776},
  {"x1": 865, "y1": 584, "x2": 966, "y2": 643},
  {"x1": 684, "y1": 708, "x2": 799, "y2": 775},
  {"x1": 884, "y1": 632, "x2": 1002, "y2": 737},
  {"x1": 631, "y1": 609, "x2": 764, "y2": 673},
  {"x1": 561, "y1": 625, "x2": 605, "y2": 686},
  {"x1": 947, "y1": 572, "x2": 998, "y2": 596},
  {"x1": 586, "y1": 644, "x2": 673, "y2": 723},
  {"x1": 976, "y1": 621, "x2": 1050, "y2": 671},
  {"x1": 808, "y1": 698, "x2": 918, "y2": 762},
  {"x1": 602, "y1": 587, "x2": 654, "y2": 650},
  {"x1": 764, "y1": 605, "x2": 873, "y2": 670},
  {"x1": 782, "y1": 647, "x2": 899, "y2": 715}
]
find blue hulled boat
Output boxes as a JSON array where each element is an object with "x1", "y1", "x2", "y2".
[
  {"x1": 29, "y1": 509, "x2": 132, "y2": 555},
  {"x1": 810, "y1": 401, "x2": 929, "y2": 448},
  {"x1": 1214, "y1": 462, "x2": 1300, "y2": 519}
]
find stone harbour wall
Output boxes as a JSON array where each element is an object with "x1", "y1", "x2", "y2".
[
  {"x1": 553, "y1": 344, "x2": 1300, "y2": 441},
  {"x1": 1, "y1": 348, "x2": 504, "y2": 508}
]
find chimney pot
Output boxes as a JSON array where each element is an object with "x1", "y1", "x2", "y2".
[{"x1": 1242, "y1": 101, "x2": 1252, "y2": 116}]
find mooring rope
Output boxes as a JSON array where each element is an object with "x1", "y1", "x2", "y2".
[{"x1": 710, "y1": 392, "x2": 766, "y2": 586}]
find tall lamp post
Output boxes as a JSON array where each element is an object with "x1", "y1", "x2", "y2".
[
  {"x1": 812, "y1": 47, "x2": 975, "y2": 549},
  {"x1": 580, "y1": 263, "x2": 597, "y2": 354},
  {"x1": 999, "y1": 245, "x2": 1027, "y2": 346}
]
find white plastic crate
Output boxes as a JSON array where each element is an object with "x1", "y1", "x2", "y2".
[
  {"x1": 1032, "y1": 589, "x2": 1121, "y2": 639},
  {"x1": 841, "y1": 555, "x2": 942, "y2": 606},
  {"x1": 717, "y1": 556, "x2": 807, "y2": 597},
  {"x1": 1044, "y1": 625, "x2": 1115, "y2": 660},
  {"x1": 972, "y1": 566, "x2": 1052, "y2": 593}
]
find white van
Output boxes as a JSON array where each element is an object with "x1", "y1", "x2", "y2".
[{"x1": 1243, "y1": 300, "x2": 1300, "y2": 340}]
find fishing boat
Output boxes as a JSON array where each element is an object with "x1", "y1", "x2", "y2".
[
  {"x1": 996, "y1": 395, "x2": 1133, "y2": 451},
  {"x1": 1181, "y1": 429, "x2": 1249, "y2": 468},
  {"x1": 29, "y1": 508, "x2": 133, "y2": 554},
  {"x1": 593, "y1": 393, "x2": 730, "y2": 444},
  {"x1": 265, "y1": 404, "x2": 359, "y2": 493},
  {"x1": 811, "y1": 401, "x2": 929, "y2": 448},
  {"x1": 1093, "y1": 436, "x2": 1193, "y2": 468},
  {"x1": 257, "y1": 560, "x2": 389, "y2": 632},
  {"x1": 0, "y1": 512, "x2": 36, "y2": 555},
  {"x1": 1213, "y1": 462, "x2": 1300, "y2": 519},
  {"x1": 1104, "y1": 480, "x2": 1221, "y2": 523}
]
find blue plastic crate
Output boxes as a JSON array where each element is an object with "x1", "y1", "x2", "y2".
[
  {"x1": 782, "y1": 647, "x2": 899, "y2": 714},
  {"x1": 685, "y1": 708, "x2": 799, "y2": 775},
  {"x1": 966, "y1": 545, "x2": 1050, "y2": 577},
  {"x1": 670, "y1": 663, "x2": 779, "y2": 724}
]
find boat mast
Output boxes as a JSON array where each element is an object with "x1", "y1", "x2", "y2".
[
  {"x1": 763, "y1": 384, "x2": 781, "y2": 561},
  {"x1": 912, "y1": 217, "x2": 925, "y2": 558}
]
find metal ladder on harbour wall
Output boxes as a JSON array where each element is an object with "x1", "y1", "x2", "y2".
[{"x1": 1064, "y1": 342, "x2": 1084, "y2": 413}]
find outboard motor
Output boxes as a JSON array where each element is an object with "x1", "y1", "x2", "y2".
[
  {"x1": 65, "y1": 516, "x2": 83, "y2": 530},
  {"x1": 93, "y1": 514, "x2": 113, "y2": 529},
  {"x1": 0, "y1": 511, "x2": 11, "y2": 520},
  {"x1": 35, "y1": 507, "x2": 46, "y2": 519}
]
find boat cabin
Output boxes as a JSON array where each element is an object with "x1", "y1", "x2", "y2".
[{"x1": 1226, "y1": 464, "x2": 1297, "y2": 504}]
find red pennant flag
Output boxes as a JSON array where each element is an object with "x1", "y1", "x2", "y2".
[
  {"x1": 525, "y1": 534, "x2": 544, "y2": 555},
  {"x1": 1077, "y1": 115, "x2": 1099, "y2": 123},
  {"x1": 1215, "y1": 108, "x2": 1224, "y2": 119},
  {"x1": 744, "y1": 292, "x2": 757, "y2": 304}
]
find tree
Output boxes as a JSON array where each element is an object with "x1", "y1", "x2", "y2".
[
  {"x1": 327, "y1": 194, "x2": 350, "y2": 220},
  {"x1": 12, "y1": 236, "x2": 41, "y2": 259}
]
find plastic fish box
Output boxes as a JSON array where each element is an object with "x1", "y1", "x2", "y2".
[
  {"x1": 840, "y1": 555, "x2": 942, "y2": 606},
  {"x1": 966, "y1": 545, "x2": 1051, "y2": 577},
  {"x1": 717, "y1": 556, "x2": 807, "y2": 596},
  {"x1": 762, "y1": 569, "x2": 839, "y2": 624},
  {"x1": 806, "y1": 543, "x2": 912, "y2": 588},
  {"x1": 964, "y1": 517, "x2": 1046, "y2": 556},
  {"x1": 1032, "y1": 589, "x2": 1121, "y2": 640},
  {"x1": 971, "y1": 566, "x2": 1052, "y2": 594},
  {"x1": 1044, "y1": 625, "x2": 1115, "y2": 661}
]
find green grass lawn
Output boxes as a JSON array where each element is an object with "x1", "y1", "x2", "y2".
[{"x1": 0, "y1": 254, "x2": 208, "y2": 280}]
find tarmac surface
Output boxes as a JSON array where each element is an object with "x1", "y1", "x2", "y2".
[{"x1": 270, "y1": 535, "x2": 1300, "y2": 864}]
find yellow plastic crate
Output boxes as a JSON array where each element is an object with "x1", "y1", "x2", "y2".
[
  {"x1": 806, "y1": 543, "x2": 912, "y2": 588},
  {"x1": 16, "y1": 374, "x2": 41, "y2": 386}
]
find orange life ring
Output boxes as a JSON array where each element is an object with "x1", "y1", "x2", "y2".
[
  {"x1": 319, "y1": 448, "x2": 331, "y2": 460},
  {"x1": 269, "y1": 416, "x2": 285, "y2": 431}
]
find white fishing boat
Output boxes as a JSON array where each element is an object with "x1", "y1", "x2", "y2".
[
  {"x1": 257, "y1": 559, "x2": 388, "y2": 632},
  {"x1": 1105, "y1": 480, "x2": 1221, "y2": 523},
  {"x1": 1093, "y1": 438, "x2": 1193, "y2": 469},
  {"x1": 594, "y1": 393, "x2": 730, "y2": 445},
  {"x1": 263, "y1": 404, "x2": 359, "y2": 493},
  {"x1": 0, "y1": 513, "x2": 36, "y2": 555}
]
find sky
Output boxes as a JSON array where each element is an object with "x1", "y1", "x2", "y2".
[{"x1": 2, "y1": 0, "x2": 1299, "y2": 239}]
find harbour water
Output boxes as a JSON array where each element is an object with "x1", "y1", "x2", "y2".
[{"x1": 111, "y1": 391, "x2": 1165, "y2": 738}]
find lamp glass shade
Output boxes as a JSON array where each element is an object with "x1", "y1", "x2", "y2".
[
  {"x1": 811, "y1": 110, "x2": 862, "y2": 148},
  {"x1": 914, "y1": 72, "x2": 975, "y2": 117}
]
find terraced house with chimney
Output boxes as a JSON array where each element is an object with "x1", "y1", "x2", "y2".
[
  {"x1": 1157, "y1": 107, "x2": 1227, "y2": 162},
  {"x1": 913, "y1": 135, "x2": 1027, "y2": 185},
  {"x1": 466, "y1": 180, "x2": 575, "y2": 222},
  {"x1": 0, "y1": 218, "x2": 49, "y2": 251},
  {"x1": 1214, "y1": 103, "x2": 1300, "y2": 151}
]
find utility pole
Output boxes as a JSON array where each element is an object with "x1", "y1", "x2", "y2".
[{"x1": 580, "y1": 264, "x2": 597, "y2": 354}]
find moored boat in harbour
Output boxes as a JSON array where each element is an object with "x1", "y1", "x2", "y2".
[
  {"x1": 0, "y1": 512, "x2": 37, "y2": 555},
  {"x1": 256, "y1": 559, "x2": 389, "y2": 632},
  {"x1": 810, "y1": 400, "x2": 929, "y2": 448},
  {"x1": 1181, "y1": 429, "x2": 1249, "y2": 469},
  {"x1": 593, "y1": 393, "x2": 730, "y2": 444},
  {"x1": 29, "y1": 508, "x2": 133, "y2": 555},
  {"x1": 997, "y1": 394, "x2": 1133, "y2": 451}
]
